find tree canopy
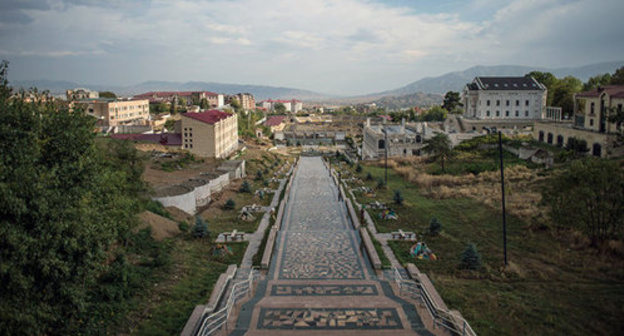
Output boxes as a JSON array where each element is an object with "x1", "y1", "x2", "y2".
[
  {"x1": 0, "y1": 61, "x2": 145, "y2": 334},
  {"x1": 99, "y1": 90, "x2": 117, "y2": 99},
  {"x1": 442, "y1": 91, "x2": 463, "y2": 113},
  {"x1": 422, "y1": 132, "x2": 453, "y2": 172}
]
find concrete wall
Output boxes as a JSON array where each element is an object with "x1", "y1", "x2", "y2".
[
  {"x1": 154, "y1": 189, "x2": 196, "y2": 215},
  {"x1": 533, "y1": 122, "x2": 617, "y2": 157}
]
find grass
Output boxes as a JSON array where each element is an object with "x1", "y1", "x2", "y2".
[
  {"x1": 366, "y1": 228, "x2": 392, "y2": 269},
  {"x1": 129, "y1": 239, "x2": 248, "y2": 336},
  {"x1": 344, "y1": 163, "x2": 624, "y2": 336}
]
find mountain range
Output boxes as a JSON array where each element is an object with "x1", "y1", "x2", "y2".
[{"x1": 10, "y1": 60, "x2": 623, "y2": 108}]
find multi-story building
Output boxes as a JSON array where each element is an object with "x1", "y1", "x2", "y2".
[
  {"x1": 533, "y1": 85, "x2": 624, "y2": 157},
  {"x1": 66, "y1": 88, "x2": 98, "y2": 100},
  {"x1": 133, "y1": 91, "x2": 224, "y2": 108},
  {"x1": 78, "y1": 98, "x2": 150, "y2": 127},
  {"x1": 230, "y1": 93, "x2": 255, "y2": 110},
  {"x1": 259, "y1": 99, "x2": 303, "y2": 113},
  {"x1": 461, "y1": 77, "x2": 547, "y2": 131},
  {"x1": 361, "y1": 118, "x2": 432, "y2": 160},
  {"x1": 180, "y1": 110, "x2": 238, "y2": 158}
]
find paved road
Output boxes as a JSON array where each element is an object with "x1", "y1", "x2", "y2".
[{"x1": 231, "y1": 157, "x2": 436, "y2": 335}]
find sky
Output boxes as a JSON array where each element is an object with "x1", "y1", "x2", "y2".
[{"x1": 1, "y1": 0, "x2": 623, "y2": 96}]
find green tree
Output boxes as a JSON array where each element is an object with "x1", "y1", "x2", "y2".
[
  {"x1": 565, "y1": 137, "x2": 590, "y2": 157},
  {"x1": 459, "y1": 243, "x2": 482, "y2": 270},
  {"x1": 230, "y1": 97, "x2": 242, "y2": 112},
  {"x1": 0, "y1": 61, "x2": 141, "y2": 334},
  {"x1": 366, "y1": 172, "x2": 373, "y2": 181},
  {"x1": 239, "y1": 180, "x2": 252, "y2": 193},
  {"x1": 200, "y1": 98, "x2": 210, "y2": 109},
  {"x1": 192, "y1": 216, "x2": 209, "y2": 238},
  {"x1": 583, "y1": 73, "x2": 612, "y2": 91},
  {"x1": 99, "y1": 91, "x2": 117, "y2": 99},
  {"x1": 376, "y1": 177, "x2": 386, "y2": 189},
  {"x1": 526, "y1": 71, "x2": 558, "y2": 105},
  {"x1": 442, "y1": 91, "x2": 463, "y2": 112},
  {"x1": 422, "y1": 132, "x2": 453, "y2": 172},
  {"x1": 274, "y1": 102, "x2": 287, "y2": 113},
  {"x1": 420, "y1": 106, "x2": 447, "y2": 122},
  {"x1": 429, "y1": 217, "x2": 442, "y2": 235},
  {"x1": 256, "y1": 169, "x2": 263, "y2": 181},
  {"x1": 356, "y1": 163, "x2": 363, "y2": 173},
  {"x1": 542, "y1": 158, "x2": 624, "y2": 244},
  {"x1": 393, "y1": 190, "x2": 404, "y2": 205},
  {"x1": 224, "y1": 199, "x2": 236, "y2": 210},
  {"x1": 610, "y1": 66, "x2": 624, "y2": 85},
  {"x1": 551, "y1": 76, "x2": 582, "y2": 117}
]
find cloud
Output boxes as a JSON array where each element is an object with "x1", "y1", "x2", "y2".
[{"x1": 1, "y1": 0, "x2": 623, "y2": 95}]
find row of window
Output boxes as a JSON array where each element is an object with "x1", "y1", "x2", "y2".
[
  {"x1": 485, "y1": 99, "x2": 530, "y2": 107},
  {"x1": 108, "y1": 105, "x2": 147, "y2": 112},
  {"x1": 485, "y1": 110, "x2": 531, "y2": 117}
]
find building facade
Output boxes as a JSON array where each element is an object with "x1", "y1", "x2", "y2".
[
  {"x1": 230, "y1": 93, "x2": 256, "y2": 110},
  {"x1": 260, "y1": 99, "x2": 303, "y2": 113},
  {"x1": 78, "y1": 98, "x2": 150, "y2": 127},
  {"x1": 462, "y1": 77, "x2": 547, "y2": 121},
  {"x1": 361, "y1": 118, "x2": 431, "y2": 160},
  {"x1": 180, "y1": 110, "x2": 238, "y2": 158},
  {"x1": 533, "y1": 85, "x2": 624, "y2": 157},
  {"x1": 134, "y1": 91, "x2": 225, "y2": 108},
  {"x1": 66, "y1": 88, "x2": 98, "y2": 100}
]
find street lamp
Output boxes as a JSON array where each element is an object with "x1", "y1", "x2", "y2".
[{"x1": 382, "y1": 127, "x2": 388, "y2": 184}]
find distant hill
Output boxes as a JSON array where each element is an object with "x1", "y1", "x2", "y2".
[
  {"x1": 379, "y1": 61, "x2": 624, "y2": 96},
  {"x1": 8, "y1": 79, "x2": 333, "y2": 101}
]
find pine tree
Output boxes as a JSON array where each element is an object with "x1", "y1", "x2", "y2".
[
  {"x1": 393, "y1": 190, "x2": 404, "y2": 205},
  {"x1": 192, "y1": 216, "x2": 209, "y2": 238},
  {"x1": 459, "y1": 243, "x2": 482, "y2": 270},
  {"x1": 429, "y1": 217, "x2": 442, "y2": 235},
  {"x1": 356, "y1": 163, "x2": 363, "y2": 173},
  {"x1": 224, "y1": 199, "x2": 236, "y2": 210},
  {"x1": 239, "y1": 180, "x2": 252, "y2": 193},
  {"x1": 377, "y1": 177, "x2": 386, "y2": 189}
]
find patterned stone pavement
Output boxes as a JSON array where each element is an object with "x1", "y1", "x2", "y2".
[{"x1": 230, "y1": 157, "x2": 439, "y2": 336}]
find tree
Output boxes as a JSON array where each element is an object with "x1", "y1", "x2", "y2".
[
  {"x1": 526, "y1": 71, "x2": 558, "y2": 105},
  {"x1": 376, "y1": 177, "x2": 386, "y2": 189},
  {"x1": 565, "y1": 137, "x2": 590, "y2": 157},
  {"x1": 256, "y1": 169, "x2": 263, "y2": 181},
  {"x1": 607, "y1": 106, "x2": 624, "y2": 145},
  {"x1": 610, "y1": 66, "x2": 624, "y2": 85},
  {"x1": 164, "y1": 119, "x2": 176, "y2": 131},
  {"x1": 442, "y1": 91, "x2": 463, "y2": 112},
  {"x1": 224, "y1": 199, "x2": 236, "y2": 210},
  {"x1": 393, "y1": 190, "x2": 404, "y2": 205},
  {"x1": 420, "y1": 106, "x2": 447, "y2": 122},
  {"x1": 239, "y1": 180, "x2": 252, "y2": 193},
  {"x1": 366, "y1": 172, "x2": 373, "y2": 181},
  {"x1": 583, "y1": 73, "x2": 612, "y2": 91},
  {"x1": 542, "y1": 158, "x2": 624, "y2": 244},
  {"x1": 422, "y1": 132, "x2": 453, "y2": 172},
  {"x1": 356, "y1": 163, "x2": 363, "y2": 173},
  {"x1": 0, "y1": 61, "x2": 142, "y2": 334},
  {"x1": 99, "y1": 91, "x2": 117, "y2": 99},
  {"x1": 230, "y1": 97, "x2": 242, "y2": 112},
  {"x1": 200, "y1": 98, "x2": 210, "y2": 109},
  {"x1": 274, "y1": 102, "x2": 287, "y2": 113},
  {"x1": 192, "y1": 216, "x2": 209, "y2": 238},
  {"x1": 429, "y1": 217, "x2": 442, "y2": 235},
  {"x1": 459, "y1": 243, "x2": 482, "y2": 270},
  {"x1": 551, "y1": 76, "x2": 582, "y2": 117}
]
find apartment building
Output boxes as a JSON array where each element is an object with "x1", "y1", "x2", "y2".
[
  {"x1": 66, "y1": 88, "x2": 99, "y2": 100},
  {"x1": 134, "y1": 91, "x2": 225, "y2": 108},
  {"x1": 533, "y1": 85, "x2": 624, "y2": 157},
  {"x1": 230, "y1": 93, "x2": 256, "y2": 110},
  {"x1": 180, "y1": 110, "x2": 239, "y2": 158},
  {"x1": 78, "y1": 98, "x2": 150, "y2": 127},
  {"x1": 259, "y1": 99, "x2": 303, "y2": 113}
]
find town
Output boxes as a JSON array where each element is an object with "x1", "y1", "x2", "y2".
[{"x1": 2, "y1": 1, "x2": 624, "y2": 336}]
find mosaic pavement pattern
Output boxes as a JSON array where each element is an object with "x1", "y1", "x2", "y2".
[
  {"x1": 258, "y1": 308, "x2": 403, "y2": 330},
  {"x1": 271, "y1": 284, "x2": 378, "y2": 296},
  {"x1": 279, "y1": 231, "x2": 364, "y2": 280},
  {"x1": 288, "y1": 205, "x2": 347, "y2": 231}
]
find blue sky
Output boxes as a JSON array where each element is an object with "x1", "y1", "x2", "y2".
[{"x1": 1, "y1": 0, "x2": 623, "y2": 95}]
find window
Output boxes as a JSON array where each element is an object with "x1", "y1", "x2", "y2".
[
  {"x1": 487, "y1": 100, "x2": 491, "y2": 106},
  {"x1": 516, "y1": 100, "x2": 520, "y2": 106},
  {"x1": 525, "y1": 111, "x2": 529, "y2": 117},
  {"x1": 590, "y1": 119, "x2": 594, "y2": 126},
  {"x1": 505, "y1": 111, "x2": 510, "y2": 117},
  {"x1": 496, "y1": 100, "x2": 500, "y2": 106},
  {"x1": 515, "y1": 111, "x2": 519, "y2": 117},
  {"x1": 525, "y1": 100, "x2": 529, "y2": 106},
  {"x1": 506, "y1": 100, "x2": 510, "y2": 106},
  {"x1": 486, "y1": 110, "x2": 491, "y2": 117},
  {"x1": 590, "y1": 102, "x2": 595, "y2": 114},
  {"x1": 496, "y1": 110, "x2": 500, "y2": 117}
]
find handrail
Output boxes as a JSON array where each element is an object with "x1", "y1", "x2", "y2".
[
  {"x1": 393, "y1": 267, "x2": 477, "y2": 336},
  {"x1": 195, "y1": 267, "x2": 260, "y2": 336}
]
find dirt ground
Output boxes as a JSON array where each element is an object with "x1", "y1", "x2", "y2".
[
  {"x1": 143, "y1": 156, "x2": 220, "y2": 189},
  {"x1": 136, "y1": 211, "x2": 181, "y2": 240}
]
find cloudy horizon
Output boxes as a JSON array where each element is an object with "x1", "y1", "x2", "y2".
[{"x1": 1, "y1": 0, "x2": 623, "y2": 95}]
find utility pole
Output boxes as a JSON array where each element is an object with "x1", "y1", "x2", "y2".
[{"x1": 498, "y1": 131, "x2": 508, "y2": 266}]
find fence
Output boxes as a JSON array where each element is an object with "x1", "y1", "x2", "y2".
[
  {"x1": 195, "y1": 267, "x2": 260, "y2": 336},
  {"x1": 393, "y1": 267, "x2": 477, "y2": 336}
]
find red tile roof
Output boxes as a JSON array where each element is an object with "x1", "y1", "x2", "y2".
[
  {"x1": 576, "y1": 85, "x2": 624, "y2": 99},
  {"x1": 182, "y1": 110, "x2": 232, "y2": 125},
  {"x1": 266, "y1": 115, "x2": 287, "y2": 126}
]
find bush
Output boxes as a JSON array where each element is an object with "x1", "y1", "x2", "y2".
[
  {"x1": 429, "y1": 217, "x2": 442, "y2": 235},
  {"x1": 192, "y1": 217, "x2": 209, "y2": 238},
  {"x1": 255, "y1": 169, "x2": 263, "y2": 181},
  {"x1": 178, "y1": 221, "x2": 189, "y2": 232},
  {"x1": 239, "y1": 180, "x2": 252, "y2": 193},
  {"x1": 377, "y1": 177, "x2": 386, "y2": 189},
  {"x1": 366, "y1": 172, "x2": 373, "y2": 181},
  {"x1": 356, "y1": 164, "x2": 363, "y2": 173},
  {"x1": 393, "y1": 190, "x2": 404, "y2": 205},
  {"x1": 459, "y1": 243, "x2": 482, "y2": 270},
  {"x1": 224, "y1": 199, "x2": 236, "y2": 210}
]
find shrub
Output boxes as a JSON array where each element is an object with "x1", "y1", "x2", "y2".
[
  {"x1": 429, "y1": 217, "x2": 442, "y2": 235},
  {"x1": 356, "y1": 164, "x2": 363, "y2": 173},
  {"x1": 377, "y1": 177, "x2": 386, "y2": 189},
  {"x1": 192, "y1": 216, "x2": 209, "y2": 238},
  {"x1": 239, "y1": 180, "x2": 252, "y2": 193},
  {"x1": 393, "y1": 190, "x2": 404, "y2": 205},
  {"x1": 366, "y1": 172, "x2": 373, "y2": 181},
  {"x1": 224, "y1": 199, "x2": 236, "y2": 210},
  {"x1": 178, "y1": 221, "x2": 189, "y2": 232},
  {"x1": 459, "y1": 243, "x2": 482, "y2": 270},
  {"x1": 255, "y1": 169, "x2": 263, "y2": 181}
]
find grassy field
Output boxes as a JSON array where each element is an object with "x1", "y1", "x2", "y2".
[{"x1": 344, "y1": 163, "x2": 624, "y2": 336}]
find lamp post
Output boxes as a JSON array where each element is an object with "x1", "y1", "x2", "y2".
[
  {"x1": 498, "y1": 131, "x2": 508, "y2": 266},
  {"x1": 382, "y1": 127, "x2": 388, "y2": 184}
]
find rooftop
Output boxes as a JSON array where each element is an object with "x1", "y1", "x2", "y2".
[
  {"x1": 182, "y1": 110, "x2": 232, "y2": 125},
  {"x1": 468, "y1": 76, "x2": 546, "y2": 91},
  {"x1": 576, "y1": 85, "x2": 624, "y2": 99},
  {"x1": 266, "y1": 115, "x2": 287, "y2": 126}
]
